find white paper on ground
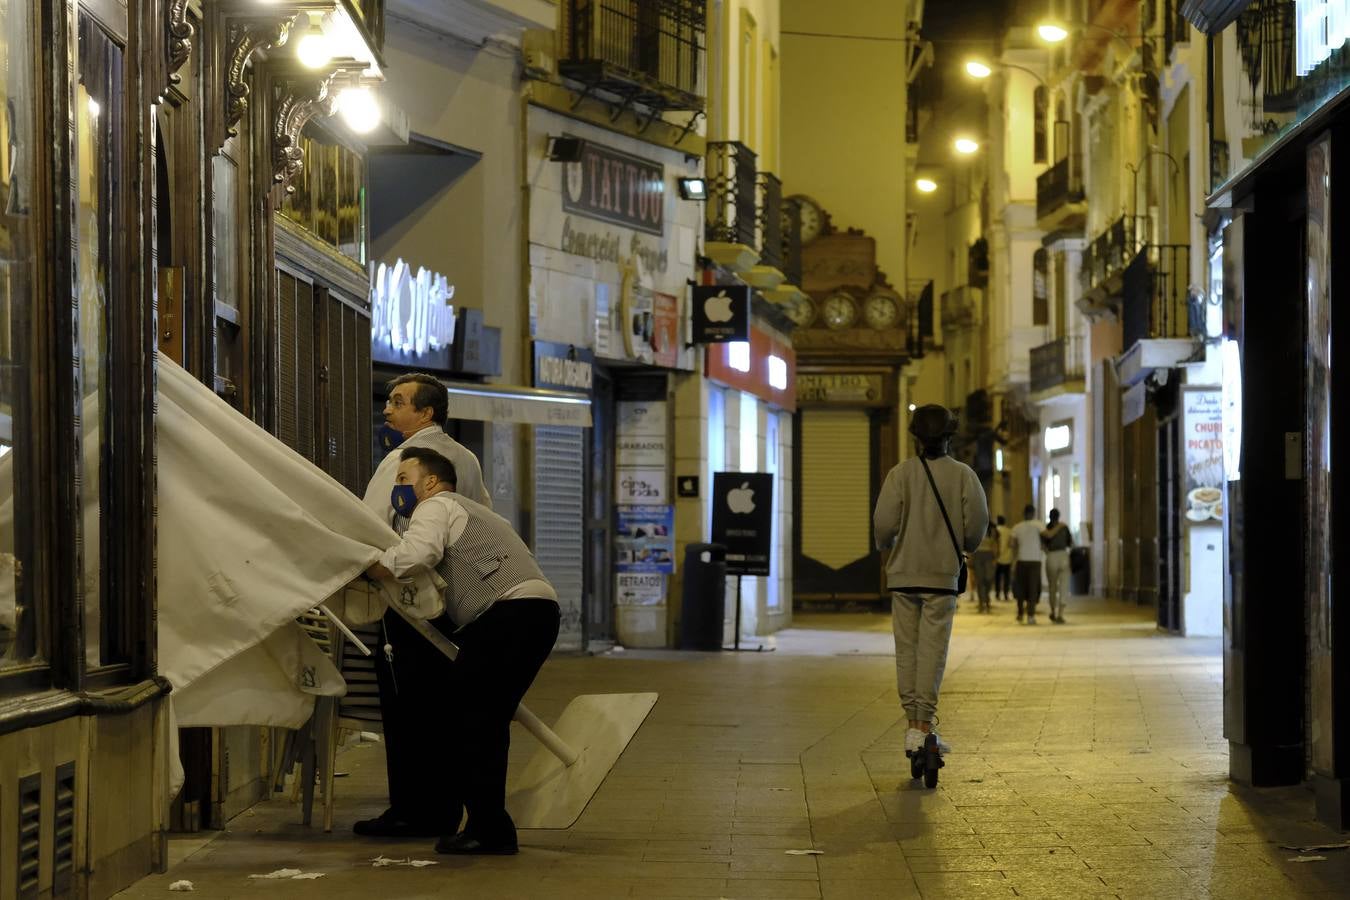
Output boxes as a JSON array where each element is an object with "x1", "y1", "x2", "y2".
[
  {"x1": 248, "y1": 869, "x2": 303, "y2": 880},
  {"x1": 168, "y1": 881, "x2": 194, "y2": 892}
]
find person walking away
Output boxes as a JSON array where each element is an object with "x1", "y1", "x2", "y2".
[
  {"x1": 1042, "y1": 509, "x2": 1073, "y2": 624},
  {"x1": 367, "y1": 447, "x2": 560, "y2": 855},
  {"x1": 1010, "y1": 505, "x2": 1045, "y2": 624},
  {"x1": 874, "y1": 405, "x2": 989, "y2": 757},
  {"x1": 354, "y1": 373, "x2": 493, "y2": 840},
  {"x1": 994, "y1": 515, "x2": 1014, "y2": 601},
  {"x1": 972, "y1": 523, "x2": 998, "y2": 613}
]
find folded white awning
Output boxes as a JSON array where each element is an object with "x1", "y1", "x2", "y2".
[{"x1": 444, "y1": 382, "x2": 592, "y2": 428}]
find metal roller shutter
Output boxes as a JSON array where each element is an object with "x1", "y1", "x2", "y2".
[
  {"x1": 296, "y1": 280, "x2": 316, "y2": 463},
  {"x1": 534, "y1": 425, "x2": 585, "y2": 651},
  {"x1": 326, "y1": 294, "x2": 345, "y2": 483},
  {"x1": 343, "y1": 304, "x2": 360, "y2": 493},
  {"x1": 277, "y1": 271, "x2": 299, "y2": 452},
  {"x1": 800, "y1": 409, "x2": 872, "y2": 570}
]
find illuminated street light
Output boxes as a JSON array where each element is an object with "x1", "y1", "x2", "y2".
[
  {"x1": 296, "y1": 14, "x2": 333, "y2": 69},
  {"x1": 1037, "y1": 21, "x2": 1070, "y2": 43},
  {"x1": 915, "y1": 177, "x2": 938, "y2": 193},
  {"x1": 336, "y1": 86, "x2": 380, "y2": 133},
  {"x1": 965, "y1": 60, "x2": 993, "y2": 79},
  {"x1": 953, "y1": 137, "x2": 979, "y2": 155}
]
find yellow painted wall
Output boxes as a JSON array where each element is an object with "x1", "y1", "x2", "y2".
[
  {"x1": 780, "y1": 0, "x2": 907, "y2": 286},
  {"x1": 708, "y1": 0, "x2": 782, "y2": 165}
]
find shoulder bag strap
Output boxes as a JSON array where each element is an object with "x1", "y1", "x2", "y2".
[{"x1": 918, "y1": 455, "x2": 964, "y2": 568}]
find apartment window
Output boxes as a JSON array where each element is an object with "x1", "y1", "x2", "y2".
[
  {"x1": 1034, "y1": 86, "x2": 1049, "y2": 164},
  {"x1": 739, "y1": 11, "x2": 758, "y2": 149},
  {"x1": 1033, "y1": 248, "x2": 1050, "y2": 325},
  {"x1": 1054, "y1": 252, "x2": 1068, "y2": 338}
]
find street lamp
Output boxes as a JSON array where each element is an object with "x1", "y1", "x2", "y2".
[
  {"x1": 915, "y1": 177, "x2": 938, "y2": 193},
  {"x1": 1036, "y1": 19, "x2": 1151, "y2": 56},
  {"x1": 964, "y1": 57, "x2": 1048, "y2": 88},
  {"x1": 953, "y1": 137, "x2": 979, "y2": 155},
  {"x1": 1037, "y1": 21, "x2": 1070, "y2": 43},
  {"x1": 965, "y1": 60, "x2": 993, "y2": 79}
]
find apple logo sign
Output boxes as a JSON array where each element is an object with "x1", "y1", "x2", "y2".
[
  {"x1": 726, "y1": 481, "x2": 756, "y2": 514},
  {"x1": 704, "y1": 290, "x2": 735, "y2": 323}
]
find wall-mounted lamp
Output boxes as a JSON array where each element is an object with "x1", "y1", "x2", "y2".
[
  {"x1": 677, "y1": 177, "x2": 708, "y2": 201},
  {"x1": 1036, "y1": 21, "x2": 1070, "y2": 43},
  {"x1": 953, "y1": 137, "x2": 980, "y2": 155},
  {"x1": 546, "y1": 136, "x2": 584, "y2": 163},
  {"x1": 915, "y1": 177, "x2": 938, "y2": 193}
]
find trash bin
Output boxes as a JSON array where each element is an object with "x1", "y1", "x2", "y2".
[
  {"x1": 679, "y1": 543, "x2": 727, "y2": 651},
  {"x1": 1069, "y1": 546, "x2": 1090, "y2": 595}
]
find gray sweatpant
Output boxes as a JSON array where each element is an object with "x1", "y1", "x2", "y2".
[{"x1": 891, "y1": 591, "x2": 958, "y2": 724}]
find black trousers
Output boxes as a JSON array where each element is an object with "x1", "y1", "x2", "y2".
[
  {"x1": 994, "y1": 563, "x2": 1012, "y2": 598},
  {"x1": 449, "y1": 598, "x2": 560, "y2": 842},
  {"x1": 373, "y1": 608, "x2": 463, "y2": 828},
  {"x1": 1014, "y1": 561, "x2": 1042, "y2": 618}
]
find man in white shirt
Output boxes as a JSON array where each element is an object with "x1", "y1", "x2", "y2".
[
  {"x1": 366, "y1": 447, "x2": 559, "y2": 856},
  {"x1": 354, "y1": 373, "x2": 491, "y2": 840},
  {"x1": 1010, "y1": 504, "x2": 1045, "y2": 624}
]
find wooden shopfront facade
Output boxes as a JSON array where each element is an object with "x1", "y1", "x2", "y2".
[{"x1": 0, "y1": 0, "x2": 387, "y2": 895}]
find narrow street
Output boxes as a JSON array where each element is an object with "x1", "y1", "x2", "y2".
[{"x1": 120, "y1": 597, "x2": 1350, "y2": 899}]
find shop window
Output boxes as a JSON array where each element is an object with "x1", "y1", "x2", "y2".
[
  {"x1": 76, "y1": 13, "x2": 126, "y2": 667},
  {"x1": 280, "y1": 131, "x2": 367, "y2": 265},
  {"x1": 0, "y1": 0, "x2": 35, "y2": 672}
]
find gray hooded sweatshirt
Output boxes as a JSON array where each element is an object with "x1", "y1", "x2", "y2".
[{"x1": 874, "y1": 453, "x2": 989, "y2": 593}]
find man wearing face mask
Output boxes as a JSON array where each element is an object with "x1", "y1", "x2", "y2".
[
  {"x1": 354, "y1": 373, "x2": 491, "y2": 840},
  {"x1": 366, "y1": 447, "x2": 560, "y2": 855}
]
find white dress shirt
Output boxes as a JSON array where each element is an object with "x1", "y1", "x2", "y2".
[{"x1": 362, "y1": 424, "x2": 491, "y2": 526}]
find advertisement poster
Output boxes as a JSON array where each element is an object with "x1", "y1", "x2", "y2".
[
  {"x1": 1181, "y1": 388, "x2": 1224, "y2": 524},
  {"x1": 652, "y1": 291, "x2": 680, "y2": 368},
  {"x1": 615, "y1": 573, "x2": 665, "y2": 606},
  {"x1": 711, "y1": 472, "x2": 774, "y2": 576},
  {"x1": 614, "y1": 505, "x2": 675, "y2": 573},
  {"x1": 616, "y1": 400, "x2": 668, "y2": 503}
]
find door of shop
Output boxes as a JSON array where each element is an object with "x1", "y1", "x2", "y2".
[
  {"x1": 586, "y1": 369, "x2": 616, "y2": 649},
  {"x1": 1157, "y1": 414, "x2": 1183, "y2": 632},
  {"x1": 793, "y1": 407, "x2": 888, "y2": 604}
]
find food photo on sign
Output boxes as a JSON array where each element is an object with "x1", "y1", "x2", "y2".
[{"x1": 1182, "y1": 388, "x2": 1224, "y2": 523}]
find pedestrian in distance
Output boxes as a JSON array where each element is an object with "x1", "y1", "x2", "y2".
[
  {"x1": 1010, "y1": 504, "x2": 1044, "y2": 624},
  {"x1": 366, "y1": 447, "x2": 560, "y2": 855},
  {"x1": 874, "y1": 404, "x2": 989, "y2": 785},
  {"x1": 1042, "y1": 508, "x2": 1073, "y2": 624},
  {"x1": 354, "y1": 372, "x2": 493, "y2": 841},
  {"x1": 972, "y1": 523, "x2": 998, "y2": 614},
  {"x1": 994, "y1": 515, "x2": 1014, "y2": 601}
]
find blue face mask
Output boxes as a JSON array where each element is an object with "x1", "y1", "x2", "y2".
[
  {"x1": 391, "y1": 484, "x2": 419, "y2": 518},
  {"x1": 377, "y1": 424, "x2": 405, "y2": 453}
]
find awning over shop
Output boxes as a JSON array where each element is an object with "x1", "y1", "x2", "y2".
[{"x1": 444, "y1": 381, "x2": 592, "y2": 428}]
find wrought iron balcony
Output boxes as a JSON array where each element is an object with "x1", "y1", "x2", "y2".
[
  {"x1": 940, "y1": 285, "x2": 977, "y2": 331},
  {"x1": 1121, "y1": 243, "x2": 1193, "y2": 348},
  {"x1": 1029, "y1": 336, "x2": 1086, "y2": 396},
  {"x1": 561, "y1": 0, "x2": 706, "y2": 112},
  {"x1": 757, "y1": 172, "x2": 783, "y2": 272},
  {"x1": 1036, "y1": 155, "x2": 1086, "y2": 228},
  {"x1": 705, "y1": 141, "x2": 757, "y2": 248},
  {"x1": 1078, "y1": 214, "x2": 1149, "y2": 301}
]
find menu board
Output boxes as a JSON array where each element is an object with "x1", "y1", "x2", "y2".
[{"x1": 1182, "y1": 388, "x2": 1224, "y2": 524}]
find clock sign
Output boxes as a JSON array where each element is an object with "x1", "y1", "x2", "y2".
[
  {"x1": 711, "y1": 472, "x2": 774, "y2": 576},
  {"x1": 691, "y1": 284, "x2": 751, "y2": 343}
]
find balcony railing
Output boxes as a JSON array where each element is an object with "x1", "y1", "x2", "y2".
[
  {"x1": 780, "y1": 194, "x2": 803, "y2": 286},
  {"x1": 1079, "y1": 214, "x2": 1149, "y2": 297},
  {"x1": 1121, "y1": 243, "x2": 1193, "y2": 348},
  {"x1": 561, "y1": 0, "x2": 706, "y2": 110},
  {"x1": 705, "y1": 141, "x2": 757, "y2": 247},
  {"x1": 1029, "y1": 336, "x2": 1085, "y2": 394},
  {"x1": 757, "y1": 172, "x2": 783, "y2": 271},
  {"x1": 1036, "y1": 156, "x2": 1085, "y2": 222}
]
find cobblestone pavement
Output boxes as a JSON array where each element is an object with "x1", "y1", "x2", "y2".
[{"x1": 120, "y1": 596, "x2": 1350, "y2": 899}]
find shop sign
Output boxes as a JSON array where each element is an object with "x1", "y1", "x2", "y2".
[
  {"x1": 706, "y1": 323, "x2": 797, "y2": 412},
  {"x1": 454, "y1": 308, "x2": 502, "y2": 376},
  {"x1": 615, "y1": 572, "x2": 666, "y2": 606},
  {"x1": 796, "y1": 372, "x2": 885, "y2": 404},
  {"x1": 652, "y1": 291, "x2": 680, "y2": 368},
  {"x1": 563, "y1": 138, "x2": 665, "y2": 236},
  {"x1": 371, "y1": 258, "x2": 457, "y2": 369},
  {"x1": 616, "y1": 400, "x2": 668, "y2": 503},
  {"x1": 676, "y1": 475, "x2": 700, "y2": 498},
  {"x1": 1182, "y1": 388, "x2": 1224, "y2": 525},
  {"x1": 1044, "y1": 422, "x2": 1073, "y2": 454},
  {"x1": 1296, "y1": 1, "x2": 1350, "y2": 76},
  {"x1": 691, "y1": 284, "x2": 751, "y2": 343},
  {"x1": 615, "y1": 506, "x2": 675, "y2": 573},
  {"x1": 532, "y1": 340, "x2": 594, "y2": 393},
  {"x1": 711, "y1": 472, "x2": 774, "y2": 576}
]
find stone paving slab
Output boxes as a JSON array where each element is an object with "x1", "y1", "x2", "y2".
[{"x1": 119, "y1": 596, "x2": 1350, "y2": 900}]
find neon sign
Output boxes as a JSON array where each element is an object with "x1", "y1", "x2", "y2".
[
  {"x1": 371, "y1": 258, "x2": 456, "y2": 357},
  {"x1": 1296, "y1": 0, "x2": 1350, "y2": 76}
]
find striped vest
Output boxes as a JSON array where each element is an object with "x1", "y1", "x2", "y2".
[{"x1": 397, "y1": 495, "x2": 550, "y2": 628}]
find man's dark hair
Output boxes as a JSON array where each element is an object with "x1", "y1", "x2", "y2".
[
  {"x1": 1023, "y1": 504, "x2": 1036, "y2": 519},
  {"x1": 997, "y1": 515, "x2": 1006, "y2": 526},
  {"x1": 387, "y1": 372, "x2": 448, "y2": 427},
  {"x1": 1048, "y1": 508, "x2": 1061, "y2": 524},
  {"x1": 400, "y1": 446, "x2": 458, "y2": 488}
]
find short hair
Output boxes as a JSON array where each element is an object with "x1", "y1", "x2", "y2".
[
  {"x1": 387, "y1": 372, "x2": 448, "y2": 427},
  {"x1": 1023, "y1": 504, "x2": 1036, "y2": 518},
  {"x1": 1048, "y1": 508, "x2": 1061, "y2": 523},
  {"x1": 996, "y1": 515, "x2": 1006, "y2": 525},
  {"x1": 399, "y1": 446, "x2": 458, "y2": 488}
]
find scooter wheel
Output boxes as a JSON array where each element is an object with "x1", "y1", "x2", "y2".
[
  {"x1": 923, "y1": 733, "x2": 942, "y2": 789},
  {"x1": 909, "y1": 751, "x2": 924, "y2": 780}
]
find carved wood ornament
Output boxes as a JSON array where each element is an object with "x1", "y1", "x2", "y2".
[
  {"x1": 270, "y1": 60, "x2": 368, "y2": 190},
  {"x1": 165, "y1": 0, "x2": 195, "y2": 81},
  {"x1": 225, "y1": 16, "x2": 294, "y2": 133}
]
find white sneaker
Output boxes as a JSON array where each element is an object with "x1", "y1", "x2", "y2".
[{"x1": 904, "y1": 727, "x2": 925, "y2": 754}]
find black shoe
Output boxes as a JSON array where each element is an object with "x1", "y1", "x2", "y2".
[
  {"x1": 435, "y1": 832, "x2": 519, "y2": 855},
  {"x1": 353, "y1": 809, "x2": 445, "y2": 838}
]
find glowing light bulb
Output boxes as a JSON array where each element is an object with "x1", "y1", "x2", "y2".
[
  {"x1": 337, "y1": 87, "x2": 379, "y2": 134},
  {"x1": 915, "y1": 177, "x2": 938, "y2": 193},
  {"x1": 297, "y1": 32, "x2": 332, "y2": 69},
  {"x1": 1037, "y1": 22, "x2": 1070, "y2": 43},
  {"x1": 965, "y1": 60, "x2": 993, "y2": 79},
  {"x1": 954, "y1": 137, "x2": 979, "y2": 155}
]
